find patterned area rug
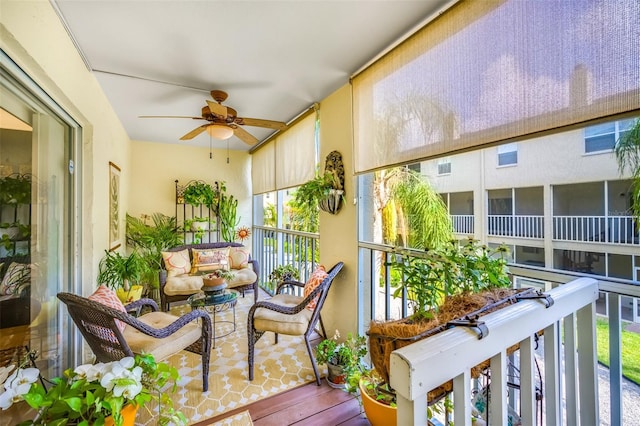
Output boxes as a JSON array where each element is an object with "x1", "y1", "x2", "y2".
[
  {"x1": 201, "y1": 410, "x2": 253, "y2": 426},
  {"x1": 136, "y1": 291, "x2": 316, "y2": 425}
]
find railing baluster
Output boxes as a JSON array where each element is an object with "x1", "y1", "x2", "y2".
[
  {"x1": 564, "y1": 312, "x2": 579, "y2": 426},
  {"x1": 608, "y1": 292, "x2": 623, "y2": 426},
  {"x1": 577, "y1": 302, "x2": 599, "y2": 425},
  {"x1": 453, "y1": 370, "x2": 472, "y2": 426},
  {"x1": 489, "y1": 350, "x2": 508, "y2": 425},
  {"x1": 519, "y1": 335, "x2": 536, "y2": 426},
  {"x1": 544, "y1": 321, "x2": 562, "y2": 426}
]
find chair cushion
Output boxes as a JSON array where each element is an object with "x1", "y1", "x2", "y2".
[
  {"x1": 162, "y1": 249, "x2": 191, "y2": 277},
  {"x1": 164, "y1": 275, "x2": 204, "y2": 296},
  {"x1": 191, "y1": 247, "x2": 229, "y2": 273},
  {"x1": 227, "y1": 267, "x2": 257, "y2": 288},
  {"x1": 229, "y1": 246, "x2": 250, "y2": 269},
  {"x1": 123, "y1": 311, "x2": 201, "y2": 361},
  {"x1": 303, "y1": 266, "x2": 328, "y2": 311},
  {"x1": 88, "y1": 285, "x2": 127, "y2": 332},
  {"x1": 253, "y1": 294, "x2": 313, "y2": 336},
  {"x1": 0, "y1": 262, "x2": 30, "y2": 296}
]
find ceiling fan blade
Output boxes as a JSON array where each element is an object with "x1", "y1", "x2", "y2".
[
  {"x1": 236, "y1": 117, "x2": 287, "y2": 130},
  {"x1": 232, "y1": 126, "x2": 259, "y2": 145},
  {"x1": 139, "y1": 115, "x2": 204, "y2": 120},
  {"x1": 179, "y1": 124, "x2": 209, "y2": 140},
  {"x1": 206, "y1": 100, "x2": 228, "y2": 118}
]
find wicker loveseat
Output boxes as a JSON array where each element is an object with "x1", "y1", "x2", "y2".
[{"x1": 159, "y1": 242, "x2": 259, "y2": 311}]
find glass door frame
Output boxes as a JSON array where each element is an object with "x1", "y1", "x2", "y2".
[{"x1": 0, "y1": 49, "x2": 83, "y2": 371}]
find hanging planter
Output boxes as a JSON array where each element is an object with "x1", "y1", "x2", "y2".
[
  {"x1": 294, "y1": 150, "x2": 346, "y2": 215},
  {"x1": 318, "y1": 189, "x2": 344, "y2": 215}
]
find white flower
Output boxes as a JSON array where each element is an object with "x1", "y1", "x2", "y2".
[
  {"x1": 0, "y1": 367, "x2": 38, "y2": 410},
  {"x1": 0, "y1": 387, "x2": 20, "y2": 410},
  {"x1": 74, "y1": 362, "x2": 108, "y2": 382},
  {"x1": 0, "y1": 365, "x2": 16, "y2": 390},
  {"x1": 99, "y1": 357, "x2": 143, "y2": 399}
]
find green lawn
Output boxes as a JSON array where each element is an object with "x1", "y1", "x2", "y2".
[{"x1": 595, "y1": 317, "x2": 640, "y2": 385}]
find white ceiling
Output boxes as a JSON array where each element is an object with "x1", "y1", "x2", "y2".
[{"x1": 52, "y1": 0, "x2": 452, "y2": 151}]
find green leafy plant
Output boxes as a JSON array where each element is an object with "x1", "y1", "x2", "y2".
[
  {"x1": 390, "y1": 239, "x2": 511, "y2": 320},
  {"x1": 268, "y1": 264, "x2": 300, "y2": 283},
  {"x1": 183, "y1": 181, "x2": 216, "y2": 209},
  {"x1": 125, "y1": 213, "x2": 183, "y2": 289},
  {"x1": 0, "y1": 174, "x2": 31, "y2": 205},
  {"x1": 293, "y1": 170, "x2": 342, "y2": 210},
  {"x1": 315, "y1": 331, "x2": 366, "y2": 368},
  {"x1": 0, "y1": 353, "x2": 186, "y2": 426},
  {"x1": 219, "y1": 194, "x2": 240, "y2": 242},
  {"x1": 97, "y1": 250, "x2": 149, "y2": 292},
  {"x1": 266, "y1": 264, "x2": 300, "y2": 294},
  {"x1": 206, "y1": 268, "x2": 235, "y2": 281},
  {"x1": 614, "y1": 118, "x2": 640, "y2": 221}
]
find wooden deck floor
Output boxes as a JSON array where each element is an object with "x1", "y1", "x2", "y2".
[{"x1": 195, "y1": 380, "x2": 371, "y2": 426}]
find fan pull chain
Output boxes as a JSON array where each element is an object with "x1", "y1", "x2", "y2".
[
  {"x1": 227, "y1": 139, "x2": 230, "y2": 164},
  {"x1": 209, "y1": 134, "x2": 213, "y2": 159}
]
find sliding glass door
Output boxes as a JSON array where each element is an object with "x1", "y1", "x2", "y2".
[{"x1": 0, "y1": 51, "x2": 80, "y2": 383}]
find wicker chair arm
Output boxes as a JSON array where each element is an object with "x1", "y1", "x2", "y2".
[
  {"x1": 276, "y1": 279, "x2": 305, "y2": 294},
  {"x1": 248, "y1": 258, "x2": 260, "y2": 278},
  {"x1": 124, "y1": 298, "x2": 158, "y2": 312},
  {"x1": 248, "y1": 299, "x2": 306, "y2": 316}
]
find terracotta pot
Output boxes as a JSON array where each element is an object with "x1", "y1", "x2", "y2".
[
  {"x1": 359, "y1": 379, "x2": 396, "y2": 426},
  {"x1": 104, "y1": 403, "x2": 138, "y2": 426}
]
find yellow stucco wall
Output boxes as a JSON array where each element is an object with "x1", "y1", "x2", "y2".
[
  {"x1": 318, "y1": 84, "x2": 358, "y2": 335},
  {"x1": 128, "y1": 140, "x2": 253, "y2": 245},
  {"x1": 0, "y1": 0, "x2": 131, "y2": 294}
]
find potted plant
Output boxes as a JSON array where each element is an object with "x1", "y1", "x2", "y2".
[
  {"x1": 0, "y1": 174, "x2": 31, "y2": 205},
  {"x1": 125, "y1": 213, "x2": 183, "y2": 299},
  {"x1": 344, "y1": 366, "x2": 397, "y2": 426},
  {"x1": 267, "y1": 264, "x2": 300, "y2": 294},
  {"x1": 294, "y1": 170, "x2": 345, "y2": 215},
  {"x1": 202, "y1": 268, "x2": 235, "y2": 288},
  {"x1": 0, "y1": 352, "x2": 186, "y2": 425},
  {"x1": 182, "y1": 180, "x2": 216, "y2": 208},
  {"x1": 366, "y1": 239, "x2": 513, "y2": 401},
  {"x1": 315, "y1": 331, "x2": 366, "y2": 388},
  {"x1": 97, "y1": 250, "x2": 149, "y2": 303},
  {"x1": 219, "y1": 193, "x2": 240, "y2": 242}
]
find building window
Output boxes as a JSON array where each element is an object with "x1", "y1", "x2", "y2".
[
  {"x1": 497, "y1": 143, "x2": 518, "y2": 166},
  {"x1": 437, "y1": 158, "x2": 451, "y2": 175},
  {"x1": 407, "y1": 162, "x2": 421, "y2": 173},
  {"x1": 584, "y1": 118, "x2": 635, "y2": 153}
]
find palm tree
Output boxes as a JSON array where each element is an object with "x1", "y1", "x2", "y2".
[
  {"x1": 375, "y1": 167, "x2": 453, "y2": 250},
  {"x1": 614, "y1": 118, "x2": 640, "y2": 221}
]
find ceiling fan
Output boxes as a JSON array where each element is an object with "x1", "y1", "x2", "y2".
[{"x1": 139, "y1": 90, "x2": 287, "y2": 145}]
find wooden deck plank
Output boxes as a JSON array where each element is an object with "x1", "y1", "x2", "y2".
[
  {"x1": 289, "y1": 398, "x2": 365, "y2": 426},
  {"x1": 253, "y1": 384, "x2": 355, "y2": 425}
]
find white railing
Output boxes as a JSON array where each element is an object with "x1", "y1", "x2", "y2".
[
  {"x1": 252, "y1": 225, "x2": 319, "y2": 294},
  {"x1": 553, "y1": 215, "x2": 639, "y2": 245},
  {"x1": 451, "y1": 214, "x2": 474, "y2": 234},
  {"x1": 389, "y1": 278, "x2": 599, "y2": 426},
  {"x1": 487, "y1": 214, "x2": 544, "y2": 239}
]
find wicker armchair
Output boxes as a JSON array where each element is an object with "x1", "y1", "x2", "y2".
[
  {"x1": 247, "y1": 262, "x2": 344, "y2": 385},
  {"x1": 57, "y1": 293, "x2": 212, "y2": 391}
]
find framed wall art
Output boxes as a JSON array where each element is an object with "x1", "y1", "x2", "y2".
[{"x1": 108, "y1": 161, "x2": 121, "y2": 251}]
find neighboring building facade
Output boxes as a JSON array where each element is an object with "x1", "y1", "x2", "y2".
[{"x1": 424, "y1": 117, "x2": 640, "y2": 322}]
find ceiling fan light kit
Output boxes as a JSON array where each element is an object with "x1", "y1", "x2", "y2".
[
  {"x1": 139, "y1": 89, "x2": 287, "y2": 146},
  {"x1": 206, "y1": 124, "x2": 234, "y2": 140}
]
